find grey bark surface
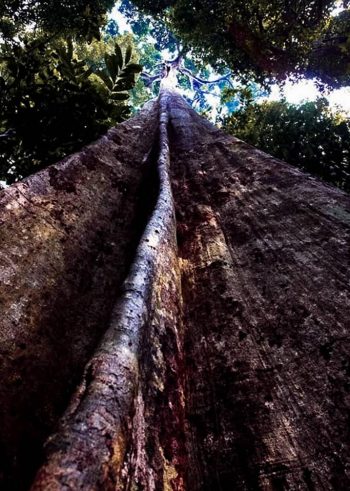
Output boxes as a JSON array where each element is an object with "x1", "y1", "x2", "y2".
[{"x1": 0, "y1": 90, "x2": 349, "y2": 490}]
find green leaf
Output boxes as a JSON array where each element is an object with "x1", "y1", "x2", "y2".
[
  {"x1": 105, "y1": 53, "x2": 119, "y2": 81},
  {"x1": 96, "y1": 70, "x2": 114, "y2": 89},
  {"x1": 117, "y1": 71, "x2": 132, "y2": 79},
  {"x1": 58, "y1": 63, "x2": 75, "y2": 80},
  {"x1": 114, "y1": 43, "x2": 123, "y2": 69},
  {"x1": 110, "y1": 92, "x2": 129, "y2": 101},
  {"x1": 124, "y1": 63, "x2": 143, "y2": 73},
  {"x1": 79, "y1": 67, "x2": 94, "y2": 80},
  {"x1": 125, "y1": 45, "x2": 132, "y2": 65},
  {"x1": 67, "y1": 37, "x2": 73, "y2": 61}
]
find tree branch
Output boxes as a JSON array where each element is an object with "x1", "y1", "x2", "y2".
[
  {"x1": 179, "y1": 67, "x2": 232, "y2": 86},
  {"x1": 0, "y1": 129, "x2": 16, "y2": 140},
  {"x1": 140, "y1": 72, "x2": 161, "y2": 87}
]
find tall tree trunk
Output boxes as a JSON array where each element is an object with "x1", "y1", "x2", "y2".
[{"x1": 0, "y1": 90, "x2": 349, "y2": 490}]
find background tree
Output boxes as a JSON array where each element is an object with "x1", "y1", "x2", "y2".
[
  {"x1": 0, "y1": 0, "x2": 144, "y2": 184},
  {"x1": 119, "y1": 0, "x2": 179, "y2": 52},
  {"x1": 221, "y1": 98, "x2": 350, "y2": 191},
  {"x1": 308, "y1": 9, "x2": 350, "y2": 87},
  {"x1": 0, "y1": 36, "x2": 141, "y2": 183}
]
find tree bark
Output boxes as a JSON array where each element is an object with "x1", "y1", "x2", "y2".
[
  {"x1": 0, "y1": 101, "x2": 160, "y2": 490},
  {"x1": 0, "y1": 90, "x2": 350, "y2": 490},
  {"x1": 169, "y1": 94, "x2": 350, "y2": 490}
]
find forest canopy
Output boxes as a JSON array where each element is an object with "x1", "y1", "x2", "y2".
[
  {"x1": 0, "y1": 2, "x2": 142, "y2": 183},
  {"x1": 1, "y1": 0, "x2": 350, "y2": 190},
  {"x1": 131, "y1": 0, "x2": 350, "y2": 87}
]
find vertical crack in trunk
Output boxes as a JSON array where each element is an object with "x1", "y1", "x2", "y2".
[{"x1": 31, "y1": 90, "x2": 187, "y2": 490}]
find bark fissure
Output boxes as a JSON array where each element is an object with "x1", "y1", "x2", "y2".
[{"x1": 31, "y1": 89, "x2": 187, "y2": 490}]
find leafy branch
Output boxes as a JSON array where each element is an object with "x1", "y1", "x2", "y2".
[
  {"x1": 0, "y1": 36, "x2": 143, "y2": 183},
  {"x1": 96, "y1": 43, "x2": 143, "y2": 101}
]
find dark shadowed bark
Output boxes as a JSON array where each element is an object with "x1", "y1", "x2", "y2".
[
  {"x1": 0, "y1": 90, "x2": 350, "y2": 490},
  {"x1": 0, "y1": 102, "x2": 160, "y2": 490}
]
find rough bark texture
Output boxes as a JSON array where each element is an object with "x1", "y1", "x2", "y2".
[
  {"x1": 0, "y1": 90, "x2": 350, "y2": 490},
  {"x1": 0, "y1": 102, "x2": 159, "y2": 490},
  {"x1": 169, "y1": 95, "x2": 350, "y2": 490}
]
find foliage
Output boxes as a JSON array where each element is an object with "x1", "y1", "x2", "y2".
[
  {"x1": 119, "y1": 0, "x2": 179, "y2": 52},
  {"x1": 222, "y1": 98, "x2": 350, "y2": 191},
  {"x1": 2, "y1": 0, "x2": 349, "y2": 194},
  {"x1": 0, "y1": 0, "x2": 116, "y2": 41},
  {"x1": 0, "y1": 35, "x2": 141, "y2": 183},
  {"x1": 131, "y1": 0, "x2": 350, "y2": 87},
  {"x1": 308, "y1": 9, "x2": 350, "y2": 87}
]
